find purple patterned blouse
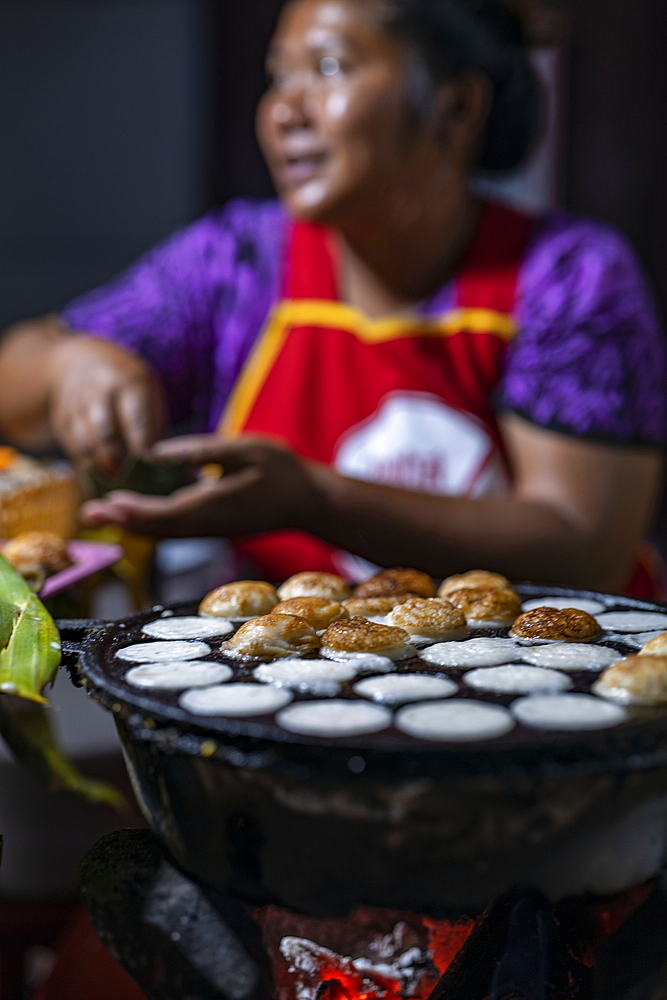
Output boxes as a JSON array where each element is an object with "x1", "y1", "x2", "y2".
[{"x1": 63, "y1": 198, "x2": 667, "y2": 447}]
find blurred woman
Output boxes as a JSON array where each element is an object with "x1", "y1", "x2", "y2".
[{"x1": 0, "y1": 0, "x2": 664, "y2": 594}]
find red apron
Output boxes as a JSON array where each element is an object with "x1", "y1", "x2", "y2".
[
  {"x1": 220, "y1": 201, "x2": 530, "y2": 581},
  {"x1": 219, "y1": 201, "x2": 665, "y2": 599}
]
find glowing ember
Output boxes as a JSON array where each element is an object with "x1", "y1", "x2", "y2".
[
  {"x1": 280, "y1": 934, "x2": 419, "y2": 1000},
  {"x1": 253, "y1": 909, "x2": 475, "y2": 1000},
  {"x1": 253, "y1": 882, "x2": 654, "y2": 1000}
]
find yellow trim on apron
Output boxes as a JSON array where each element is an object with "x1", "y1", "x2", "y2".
[{"x1": 219, "y1": 299, "x2": 517, "y2": 437}]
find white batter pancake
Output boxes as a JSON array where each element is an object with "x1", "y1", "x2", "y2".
[
  {"x1": 142, "y1": 616, "x2": 233, "y2": 640},
  {"x1": 125, "y1": 661, "x2": 232, "y2": 691},
  {"x1": 521, "y1": 643, "x2": 621, "y2": 672},
  {"x1": 464, "y1": 665, "x2": 572, "y2": 694},
  {"x1": 353, "y1": 674, "x2": 458, "y2": 704},
  {"x1": 253, "y1": 659, "x2": 360, "y2": 695},
  {"x1": 277, "y1": 700, "x2": 392, "y2": 737},
  {"x1": 320, "y1": 650, "x2": 400, "y2": 670},
  {"x1": 180, "y1": 683, "x2": 292, "y2": 717},
  {"x1": 404, "y1": 634, "x2": 449, "y2": 648},
  {"x1": 116, "y1": 640, "x2": 211, "y2": 663},
  {"x1": 396, "y1": 700, "x2": 514, "y2": 741},
  {"x1": 420, "y1": 637, "x2": 521, "y2": 669},
  {"x1": 521, "y1": 597, "x2": 606, "y2": 615},
  {"x1": 595, "y1": 612, "x2": 667, "y2": 633},
  {"x1": 511, "y1": 693, "x2": 628, "y2": 731},
  {"x1": 467, "y1": 619, "x2": 517, "y2": 630},
  {"x1": 619, "y1": 631, "x2": 666, "y2": 650}
]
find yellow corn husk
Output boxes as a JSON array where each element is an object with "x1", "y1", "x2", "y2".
[{"x1": 0, "y1": 555, "x2": 125, "y2": 808}]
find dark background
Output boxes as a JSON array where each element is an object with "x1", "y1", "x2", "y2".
[
  {"x1": 0, "y1": 1, "x2": 205, "y2": 327},
  {"x1": 0, "y1": 0, "x2": 282, "y2": 331},
  {"x1": 565, "y1": 0, "x2": 667, "y2": 326},
  {"x1": 1, "y1": 0, "x2": 666, "y2": 330}
]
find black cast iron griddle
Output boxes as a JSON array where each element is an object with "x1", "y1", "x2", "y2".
[{"x1": 67, "y1": 583, "x2": 667, "y2": 780}]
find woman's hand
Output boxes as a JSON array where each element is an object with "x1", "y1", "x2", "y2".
[
  {"x1": 80, "y1": 418, "x2": 663, "y2": 593},
  {"x1": 79, "y1": 434, "x2": 320, "y2": 537},
  {"x1": 48, "y1": 336, "x2": 167, "y2": 472},
  {"x1": 0, "y1": 317, "x2": 167, "y2": 471}
]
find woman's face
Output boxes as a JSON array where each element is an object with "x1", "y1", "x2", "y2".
[{"x1": 257, "y1": 0, "x2": 441, "y2": 223}]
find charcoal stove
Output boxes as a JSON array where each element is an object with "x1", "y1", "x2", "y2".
[
  {"x1": 59, "y1": 583, "x2": 667, "y2": 999},
  {"x1": 78, "y1": 828, "x2": 667, "y2": 1000}
]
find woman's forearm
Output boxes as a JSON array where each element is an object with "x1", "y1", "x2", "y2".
[
  {"x1": 0, "y1": 315, "x2": 67, "y2": 449},
  {"x1": 78, "y1": 429, "x2": 660, "y2": 588},
  {"x1": 303, "y1": 463, "x2": 628, "y2": 589}
]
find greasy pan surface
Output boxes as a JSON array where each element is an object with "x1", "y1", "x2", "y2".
[{"x1": 77, "y1": 584, "x2": 667, "y2": 779}]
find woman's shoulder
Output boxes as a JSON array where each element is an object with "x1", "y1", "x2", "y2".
[
  {"x1": 160, "y1": 197, "x2": 288, "y2": 271},
  {"x1": 519, "y1": 208, "x2": 650, "y2": 322},
  {"x1": 503, "y1": 208, "x2": 666, "y2": 446},
  {"x1": 64, "y1": 198, "x2": 289, "y2": 330},
  {"x1": 203, "y1": 196, "x2": 287, "y2": 238}
]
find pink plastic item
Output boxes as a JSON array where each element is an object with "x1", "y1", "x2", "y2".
[{"x1": 38, "y1": 540, "x2": 123, "y2": 598}]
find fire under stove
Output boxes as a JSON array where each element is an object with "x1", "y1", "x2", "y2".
[{"x1": 80, "y1": 828, "x2": 667, "y2": 1000}]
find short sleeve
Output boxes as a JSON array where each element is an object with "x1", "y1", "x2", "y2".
[
  {"x1": 500, "y1": 212, "x2": 667, "y2": 447},
  {"x1": 63, "y1": 198, "x2": 286, "y2": 433}
]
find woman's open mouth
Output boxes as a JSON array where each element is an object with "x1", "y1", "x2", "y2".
[{"x1": 281, "y1": 152, "x2": 328, "y2": 186}]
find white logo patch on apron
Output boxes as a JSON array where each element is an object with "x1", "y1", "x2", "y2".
[{"x1": 333, "y1": 391, "x2": 508, "y2": 498}]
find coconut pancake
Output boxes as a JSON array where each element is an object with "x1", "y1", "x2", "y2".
[
  {"x1": 594, "y1": 654, "x2": 667, "y2": 706},
  {"x1": 438, "y1": 570, "x2": 511, "y2": 597},
  {"x1": 181, "y1": 683, "x2": 293, "y2": 717},
  {"x1": 126, "y1": 661, "x2": 232, "y2": 691},
  {"x1": 272, "y1": 597, "x2": 348, "y2": 631},
  {"x1": 253, "y1": 658, "x2": 360, "y2": 694},
  {"x1": 521, "y1": 643, "x2": 621, "y2": 672},
  {"x1": 142, "y1": 616, "x2": 233, "y2": 640},
  {"x1": 396, "y1": 700, "x2": 514, "y2": 741},
  {"x1": 464, "y1": 664, "x2": 572, "y2": 695},
  {"x1": 277, "y1": 700, "x2": 392, "y2": 737},
  {"x1": 220, "y1": 614, "x2": 320, "y2": 659},
  {"x1": 443, "y1": 586, "x2": 522, "y2": 628},
  {"x1": 199, "y1": 581, "x2": 278, "y2": 619},
  {"x1": 115, "y1": 640, "x2": 211, "y2": 663},
  {"x1": 353, "y1": 673, "x2": 458, "y2": 704},
  {"x1": 277, "y1": 572, "x2": 351, "y2": 602},
  {"x1": 510, "y1": 607, "x2": 602, "y2": 643},
  {"x1": 511, "y1": 693, "x2": 627, "y2": 730},
  {"x1": 420, "y1": 637, "x2": 521, "y2": 669},
  {"x1": 353, "y1": 568, "x2": 435, "y2": 600},
  {"x1": 320, "y1": 617, "x2": 413, "y2": 661},
  {"x1": 385, "y1": 596, "x2": 467, "y2": 643}
]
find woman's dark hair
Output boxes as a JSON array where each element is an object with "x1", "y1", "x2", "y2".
[{"x1": 384, "y1": 0, "x2": 540, "y2": 171}]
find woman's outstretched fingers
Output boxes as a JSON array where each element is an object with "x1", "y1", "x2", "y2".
[
  {"x1": 149, "y1": 433, "x2": 288, "y2": 472},
  {"x1": 149, "y1": 434, "x2": 230, "y2": 465},
  {"x1": 82, "y1": 490, "x2": 190, "y2": 535},
  {"x1": 79, "y1": 466, "x2": 264, "y2": 537}
]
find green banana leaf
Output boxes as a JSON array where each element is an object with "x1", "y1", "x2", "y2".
[{"x1": 0, "y1": 555, "x2": 125, "y2": 808}]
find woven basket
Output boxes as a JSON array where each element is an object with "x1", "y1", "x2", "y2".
[{"x1": 0, "y1": 467, "x2": 79, "y2": 539}]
